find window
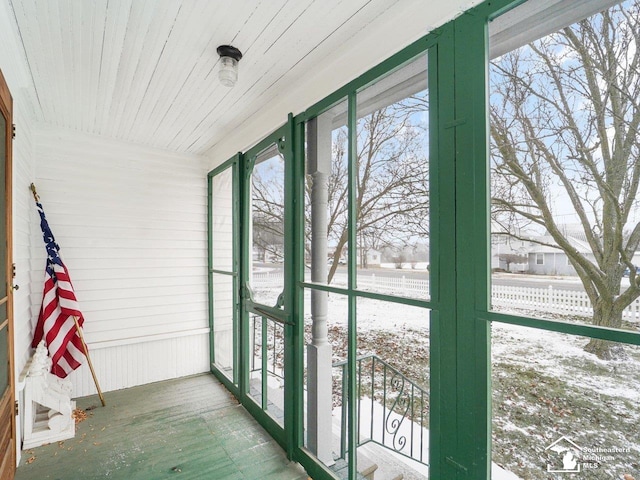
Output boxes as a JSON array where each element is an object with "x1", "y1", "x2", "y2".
[
  {"x1": 489, "y1": 1, "x2": 640, "y2": 478},
  {"x1": 302, "y1": 54, "x2": 431, "y2": 478}
]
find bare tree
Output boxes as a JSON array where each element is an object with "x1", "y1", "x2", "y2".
[
  {"x1": 491, "y1": 1, "x2": 640, "y2": 359},
  {"x1": 254, "y1": 95, "x2": 428, "y2": 284},
  {"x1": 319, "y1": 95, "x2": 430, "y2": 283},
  {"x1": 496, "y1": 253, "x2": 528, "y2": 272},
  {"x1": 252, "y1": 156, "x2": 285, "y2": 262}
]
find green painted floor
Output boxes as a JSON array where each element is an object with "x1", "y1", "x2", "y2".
[{"x1": 15, "y1": 374, "x2": 309, "y2": 480}]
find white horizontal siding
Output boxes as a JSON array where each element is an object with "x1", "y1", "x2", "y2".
[
  {"x1": 10, "y1": 100, "x2": 37, "y2": 470},
  {"x1": 66, "y1": 330, "x2": 210, "y2": 398},
  {"x1": 11, "y1": 96, "x2": 37, "y2": 379},
  {"x1": 32, "y1": 125, "x2": 210, "y2": 394}
]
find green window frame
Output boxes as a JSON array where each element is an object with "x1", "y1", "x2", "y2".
[{"x1": 207, "y1": 154, "x2": 241, "y2": 393}]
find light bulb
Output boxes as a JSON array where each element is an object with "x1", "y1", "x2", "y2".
[
  {"x1": 217, "y1": 45, "x2": 242, "y2": 88},
  {"x1": 219, "y1": 56, "x2": 238, "y2": 87}
]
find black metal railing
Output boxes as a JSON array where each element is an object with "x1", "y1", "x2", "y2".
[
  {"x1": 248, "y1": 318, "x2": 428, "y2": 466},
  {"x1": 333, "y1": 355, "x2": 428, "y2": 466}
]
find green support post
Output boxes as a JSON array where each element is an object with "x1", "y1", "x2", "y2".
[
  {"x1": 347, "y1": 92, "x2": 358, "y2": 480},
  {"x1": 207, "y1": 170, "x2": 214, "y2": 369},
  {"x1": 453, "y1": 9, "x2": 491, "y2": 479},
  {"x1": 291, "y1": 115, "x2": 307, "y2": 458},
  {"x1": 283, "y1": 113, "x2": 298, "y2": 459},
  {"x1": 428, "y1": 26, "x2": 460, "y2": 479}
]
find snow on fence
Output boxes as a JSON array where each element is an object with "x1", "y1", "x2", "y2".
[{"x1": 253, "y1": 271, "x2": 640, "y2": 321}]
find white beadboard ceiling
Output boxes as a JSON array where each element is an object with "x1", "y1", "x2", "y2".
[{"x1": 6, "y1": 0, "x2": 478, "y2": 157}]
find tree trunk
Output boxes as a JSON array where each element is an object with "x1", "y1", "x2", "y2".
[
  {"x1": 584, "y1": 338, "x2": 625, "y2": 360},
  {"x1": 584, "y1": 300, "x2": 625, "y2": 360}
]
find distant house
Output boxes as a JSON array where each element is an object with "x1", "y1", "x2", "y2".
[
  {"x1": 494, "y1": 230, "x2": 640, "y2": 276},
  {"x1": 525, "y1": 227, "x2": 595, "y2": 275},
  {"x1": 528, "y1": 235, "x2": 640, "y2": 276},
  {"x1": 492, "y1": 233, "x2": 530, "y2": 272},
  {"x1": 353, "y1": 248, "x2": 381, "y2": 268},
  {"x1": 526, "y1": 237, "x2": 586, "y2": 276}
]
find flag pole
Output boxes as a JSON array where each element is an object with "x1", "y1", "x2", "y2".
[
  {"x1": 72, "y1": 316, "x2": 106, "y2": 406},
  {"x1": 30, "y1": 183, "x2": 106, "y2": 406},
  {"x1": 29, "y1": 183, "x2": 39, "y2": 202}
]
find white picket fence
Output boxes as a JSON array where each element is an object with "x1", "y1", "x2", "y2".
[
  {"x1": 253, "y1": 271, "x2": 640, "y2": 321},
  {"x1": 253, "y1": 271, "x2": 429, "y2": 293},
  {"x1": 492, "y1": 284, "x2": 640, "y2": 320},
  {"x1": 356, "y1": 273, "x2": 428, "y2": 292}
]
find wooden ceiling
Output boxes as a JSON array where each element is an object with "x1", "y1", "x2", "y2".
[{"x1": 7, "y1": 0, "x2": 476, "y2": 157}]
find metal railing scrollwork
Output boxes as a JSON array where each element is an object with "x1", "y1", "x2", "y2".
[{"x1": 333, "y1": 355, "x2": 428, "y2": 466}]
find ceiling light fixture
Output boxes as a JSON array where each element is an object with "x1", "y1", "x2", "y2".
[{"x1": 217, "y1": 45, "x2": 243, "y2": 87}]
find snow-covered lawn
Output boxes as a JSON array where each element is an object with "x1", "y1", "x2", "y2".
[{"x1": 491, "y1": 322, "x2": 640, "y2": 480}]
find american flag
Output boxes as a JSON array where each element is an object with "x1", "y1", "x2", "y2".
[{"x1": 32, "y1": 200, "x2": 87, "y2": 378}]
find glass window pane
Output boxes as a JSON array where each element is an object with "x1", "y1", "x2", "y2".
[
  {"x1": 212, "y1": 272, "x2": 235, "y2": 380},
  {"x1": 492, "y1": 323, "x2": 639, "y2": 479},
  {"x1": 489, "y1": 1, "x2": 640, "y2": 339},
  {"x1": 250, "y1": 148, "x2": 285, "y2": 306},
  {"x1": 355, "y1": 298, "x2": 429, "y2": 478},
  {"x1": 305, "y1": 100, "x2": 349, "y2": 289},
  {"x1": 211, "y1": 166, "x2": 234, "y2": 272},
  {"x1": 355, "y1": 56, "x2": 429, "y2": 301}
]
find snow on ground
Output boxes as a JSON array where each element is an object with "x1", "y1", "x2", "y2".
[
  {"x1": 302, "y1": 289, "x2": 429, "y2": 333},
  {"x1": 492, "y1": 322, "x2": 640, "y2": 408},
  {"x1": 491, "y1": 321, "x2": 640, "y2": 478},
  {"x1": 492, "y1": 272, "x2": 584, "y2": 284}
]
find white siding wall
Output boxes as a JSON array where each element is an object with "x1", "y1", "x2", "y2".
[
  {"x1": 11, "y1": 99, "x2": 35, "y2": 468},
  {"x1": 33, "y1": 126, "x2": 210, "y2": 397},
  {"x1": 12, "y1": 95, "x2": 36, "y2": 394},
  {"x1": 13, "y1": 96, "x2": 38, "y2": 386}
]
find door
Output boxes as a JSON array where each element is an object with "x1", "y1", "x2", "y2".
[
  {"x1": 241, "y1": 125, "x2": 293, "y2": 446},
  {"x1": 0, "y1": 69, "x2": 15, "y2": 480}
]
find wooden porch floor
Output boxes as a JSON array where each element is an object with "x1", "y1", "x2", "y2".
[{"x1": 15, "y1": 373, "x2": 309, "y2": 480}]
